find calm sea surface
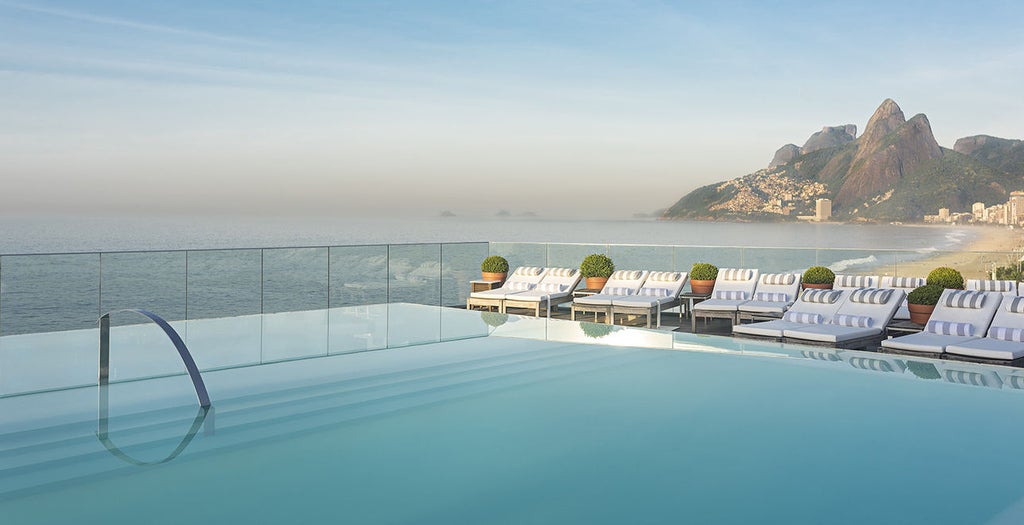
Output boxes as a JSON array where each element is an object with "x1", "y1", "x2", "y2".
[{"x1": 0, "y1": 215, "x2": 973, "y2": 254}]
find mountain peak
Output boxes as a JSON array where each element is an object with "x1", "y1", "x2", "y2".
[{"x1": 860, "y1": 99, "x2": 906, "y2": 145}]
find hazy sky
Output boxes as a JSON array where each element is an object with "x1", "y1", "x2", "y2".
[{"x1": 2, "y1": 1, "x2": 1022, "y2": 218}]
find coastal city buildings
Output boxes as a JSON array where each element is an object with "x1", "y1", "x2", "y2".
[
  {"x1": 927, "y1": 191, "x2": 1024, "y2": 225},
  {"x1": 815, "y1": 198, "x2": 832, "y2": 221}
]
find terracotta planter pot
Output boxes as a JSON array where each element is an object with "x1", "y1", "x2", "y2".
[
  {"x1": 690, "y1": 279, "x2": 716, "y2": 295},
  {"x1": 585, "y1": 277, "x2": 609, "y2": 290},
  {"x1": 802, "y1": 283, "x2": 834, "y2": 290},
  {"x1": 482, "y1": 271, "x2": 507, "y2": 284},
  {"x1": 908, "y1": 303, "x2": 935, "y2": 325}
]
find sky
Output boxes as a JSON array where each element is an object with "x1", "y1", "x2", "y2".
[{"x1": 1, "y1": 0, "x2": 1023, "y2": 218}]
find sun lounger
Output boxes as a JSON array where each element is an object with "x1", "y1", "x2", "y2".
[
  {"x1": 610, "y1": 271, "x2": 689, "y2": 328},
  {"x1": 571, "y1": 270, "x2": 649, "y2": 324},
  {"x1": 782, "y1": 287, "x2": 905, "y2": 349},
  {"x1": 502, "y1": 268, "x2": 583, "y2": 317},
  {"x1": 736, "y1": 273, "x2": 802, "y2": 322},
  {"x1": 691, "y1": 268, "x2": 760, "y2": 331},
  {"x1": 966, "y1": 279, "x2": 1019, "y2": 297},
  {"x1": 466, "y1": 266, "x2": 546, "y2": 312},
  {"x1": 879, "y1": 276, "x2": 925, "y2": 320},
  {"x1": 944, "y1": 296, "x2": 1024, "y2": 363},
  {"x1": 834, "y1": 274, "x2": 879, "y2": 290},
  {"x1": 732, "y1": 289, "x2": 845, "y2": 340},
  {"x1": 880, "y1": 289, "x2": 1000, "y2": 356}
]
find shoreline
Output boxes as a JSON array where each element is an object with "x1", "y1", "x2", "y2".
[{"x1": 892, "y1": 225, "x2": 1023, "y2": 279}]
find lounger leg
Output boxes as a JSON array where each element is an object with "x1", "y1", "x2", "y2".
[{"x1": 571, "y1": 307, "x2": 576, "y2": 321}]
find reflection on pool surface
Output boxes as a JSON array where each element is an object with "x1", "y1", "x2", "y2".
[{"x1": 3, "y1": 304, "x2": 1024, "y2": 524}]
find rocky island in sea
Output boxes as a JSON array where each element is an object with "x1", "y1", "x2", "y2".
[{"x1": 663, "y1": 99, "x2": 1024, "y2": 223}]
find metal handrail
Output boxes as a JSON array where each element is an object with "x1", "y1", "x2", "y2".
[{"x1": 99, "y1": 309, "x2": 211, "y2": 408}]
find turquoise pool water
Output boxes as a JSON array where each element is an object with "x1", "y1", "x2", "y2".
[{"x1": 3, "y1": 307, "x2": 1024, "y2": 524}]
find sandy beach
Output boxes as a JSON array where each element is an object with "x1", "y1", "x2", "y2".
[{"x1": 894, "y1": 225, "x2": 1024, "y2": 279}]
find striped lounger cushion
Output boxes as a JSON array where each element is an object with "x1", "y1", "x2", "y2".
[
  {"x1": 536, "y1": 282, "x2": 568, "y2": 293},
  {"x1": 837, "y1": 275, "x2": 872, "y2": 287},
  {"x1": 849, "y1": 288, "x2": 893, "y2": 304},
  {"x1": 801, "y1": 289, "x2": 841, "y2": 303},
  {"x1": 514, "y1": 266, "x2": 544, "y2": 276},
  {"x1": 1007, "y1": 297, "x2": 1024, "y2": 313},
  {"x1": 890, "y1": 276, "x2": 924, "y2": 288},
  {"x1": 648, "y1": 271, "x2": 681, "y2": 282},
  {"x1": 783, "y1": 311, "x2": 824, "y2": 324},
  {"x1": 609, "y1": 270, "x2": 642, "y2": 280},
  {"x1": 506, "y1": 281, "x2": 535, "y2": 291},
  {"x1": 754, "y1": 292, "x2": 789, "y2": 302},
  {"x1": 639, "y1": 288, "x2": 674, "y2": 297},
  {"x1": 944, "y1": 290, "x2": 987, "y2": 309},
  {"x1": 976, "y1": 280, "x2": 1014, "y2": 292},
  {"x1": 925, "y1": 320, "x2": 974, "y2": 337},
  {"x1": 761, "y1": 273, "x2": 795, "y2": 285},
  {"x1": 833, "y1": 314, "x2": 874, "y2": 328},
  {"x1": 989, "y1": 326, "x2": 1024, "y2": 342},
  {"x1": 720, "y1": 269, "x2": 754, "y2": 281},
  {"x1": 713, "y1": 291, "x2": 748, "y2": 300},
  {"x1": 547, "y1": 268, "x2": 577, "y2": 277},
  {"x1": 603, "y1": 286, "x2": 634, "y2": 295}
]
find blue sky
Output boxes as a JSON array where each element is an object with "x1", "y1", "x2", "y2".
[{"x1": 2, "y1": 1, "x2": 1022, "y2": 217}]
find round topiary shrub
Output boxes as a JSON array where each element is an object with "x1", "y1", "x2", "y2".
[
  {"x1": 926, "y1": 267, "x2": 964, "y2": 289},
  {"x1": 580, "y1": 254, "x2": 614, "y2": 278},
  {"x1": 481, "y1": 255, "x2": 509, "y2": 273},
  {"x1": 907, "y1": 284, "x2": 944, "y2": 306},
  {"x1": 802, "y1": 266, "x2": 835, "y2": 285},
  {"x1": 690, "y1": 263, "x2": 718, "y2": 281}
]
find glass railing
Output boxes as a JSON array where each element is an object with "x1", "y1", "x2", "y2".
[{"x1": 0, "y1": 242, "x2": 488, "y2": 336}]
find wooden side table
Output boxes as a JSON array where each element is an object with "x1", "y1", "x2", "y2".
[{"x1": 470, "y1": 280, "x2": 503, "y2": 293}]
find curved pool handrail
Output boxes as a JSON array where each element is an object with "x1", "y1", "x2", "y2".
[
  {"x1": 96, "y1": 405, "x2": 212, "y2": 466},
  {"x1": 99, "y1": 309, "x2": 211, "y2": 408}
]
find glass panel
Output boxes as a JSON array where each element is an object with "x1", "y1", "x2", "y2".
[
  {"x1": 441, "y1": 242, "x2": 488, "y2": 308},
  {"x1": 893, "y1": 249, "x2": 937, "y2": 279},
  {"x1": 0, "y1": 328, "x2": 95, "y2": 395},
  {"x1": 329, "y1": 245, "x2": 387, "y2": 307},
  {"x1": 329, "y1": 304, "x2": 388, "y2": 355},
  {"x1": 387, "y1": 303, "x2": 440, "y2": 348},
  {"x1": 547, "y1": 244, "x2": 605, "y2": 270},
  {"x1": 741, "y1": 247, "x2": 817, "y2": 275},
  {"x1": 0, "y1": 253, "x2": 100, "y2": 335},
  {"x1": 388, "y1": 244, "x2": 441, "y2": 305},
  {"x1": 186, "y1": 249, "x2": 262, "y2": 319},
  {"x1": 261, "y1": 309, "x2": 328, "y2": 362},
  {"x1": 106, "y1": 311, "x2": 190, "y2": 382},
  {"x1": 441, "y1": 306, "x2": 490, "y2": 341},
  {"x1": 487, "y1": 242, "x2": 546, "y2": 273},
  {"x1": 607, "y1": 245, "x2": 674, "y2": 272},
  {"x1": 100, "y1": 251, "x2": 186, "y2": 325},
  {"x1": 185, "y1": 315, "x2": 262, "y2": 370},
  {"x1": 263, "y1": 247, "x2": 328, "y2": 313}
]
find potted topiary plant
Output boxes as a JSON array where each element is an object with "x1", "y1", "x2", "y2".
[
  {"x1": 580, "y1": 253, "x2": 614, "y2": 290},
  {"x1": 906, "y1": 284, "x2": 943, "y2": 325},
  {"x1": 802, "y1": 266, "x2": 835, "y2": 290},
  {"x1": 690, "y1": 263, "x2": 718, "y2": 294},
  {"x1": 481, "y1": 255, "x2": 509, "y2": 284},
  {"x1": 926, "y1": 266, "x2": 965, "y2": 290}
]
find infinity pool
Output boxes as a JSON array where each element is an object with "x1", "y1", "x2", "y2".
[{"x1": 3, "y1": 305, "x2": 1024, "y2": 524}]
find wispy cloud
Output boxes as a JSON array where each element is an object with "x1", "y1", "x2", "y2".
[{"x1": 0, "y1": 0, "x2": 266, "y2": 46}]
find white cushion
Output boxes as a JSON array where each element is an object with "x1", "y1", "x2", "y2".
[
  {"x1": 946, "y1": 338, "x2": 1024, "y2": 360},
  {"x1": 881, "y1": 332, "x2": 976, "y2": 354}
]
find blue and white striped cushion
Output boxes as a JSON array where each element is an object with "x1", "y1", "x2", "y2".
[
  {"x1": 800, "y1": 289, "x2": 841, "y2": 304},
  {"x1": 847, "y1": 357, "x2": 895, "y2": 372},
  {"x1": 547, "y1": 268, "x2": 577, "y2": 277},
  {"x1": 783, "y1": 311, "x2": 824, "y2": 324},
  {"x1": 833, "y1": 314, "x2": 874, "y2": 328},
  {"x1": 976, "y1": 280, "x2": 1015, "y2": 292},
  {"x1": 943, "y1": 290, "x2": 986, "y2": 309},
  {"x1": 713, "y1": 290, "x2": 748, "y2": 300},
  {"x1": 603, "y1": 286, "x2": 634, "y2": 296},
  {"x1": 609, "y1": 270, "x2": 641, "y2": 280},
  {"x1": 639, "y1": 287, "x2": 673, "y2": 297},
  {"x1": 891, "y1": 276, "x2": 925, "y2": 288},
  {"x1": 801, "y1": 350, "x2": 841, "y2": 361},
  {"x1": 754, "y1": 292, "x2": 790, "y2": 302},
  {"x1": 506, "y1": 281, "x2": 535, "y2": 291},
  {"x1": 648, "y1": 271, "x2": 681, "y2": 282},
  {"x1": 761, "y1": 273, "x2": 795, "y2": 285},
  {"x1": 837, "y1": 275, "x2": 871, "y2": 287},
  {"x1": 513, "y1": 266, "x2": 544, "y2": 276},
  {"x1": 536, "y1": 282, "x2": 568, "y2": 293},
  {"x1": 943, "y1": 370, "x2": 995, "y2": 387},
  {"x1": 719, "y1": 268, "x2": 753, "y2": 281},
  {"x1": 1008, "y1": 375, "x2": 1024, "y2": 390},
  {"x1": 1006, "y1": 297, "x2": 1024, "y2": 313},
  {"x1": 849, "y1": 288, "x2": 893, "y2": 304},
  {"x1": 989, "y1": 326, "x2": 1024, "y2": 342},
  {"x1": 925, "y1": 320, "x2": 974, "y2": 337}
]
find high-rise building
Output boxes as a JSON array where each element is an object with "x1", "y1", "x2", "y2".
[
  {"x1": 938, "y1": 208, "x2": 950, "y2": 221},
  {"x1": 815, "y1": 198, "x2": 832, "y2": 222},
  {"x1": 1009, "y1": 191, "x2": 1024, "y2": 225},
  {"x1": 972, "y1": 202, "x2": 986, "y2": 220}
]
